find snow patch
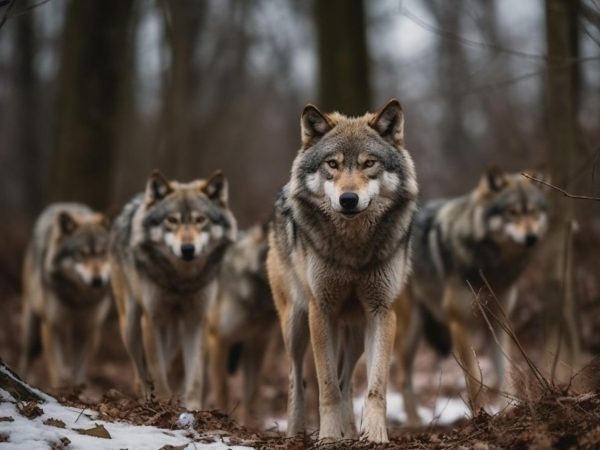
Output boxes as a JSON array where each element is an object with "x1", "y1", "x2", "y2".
[{"x1": 0, "y1": 387, "x2": 252, "y2": 450}]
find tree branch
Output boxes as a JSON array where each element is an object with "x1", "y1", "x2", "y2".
[{"x1": 522, "y1": 172, "x2": 600, "y2": 201}]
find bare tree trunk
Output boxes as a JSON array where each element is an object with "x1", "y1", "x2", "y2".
[
  {"x1": 314, "y1": 0, "x2": 371, "y2": 114},
  {"x1": 155, "y1": 0, "x2": 206, "y2": 180},
  {"x1": 47, "y1": 0, "x2": 135, "y2": 211},
  {"x1": 543, "y1": 0, "x2": 581, "y2": 383},
  {"x1": 13, "y1": 1, "x2": 40, "y2": 215}
]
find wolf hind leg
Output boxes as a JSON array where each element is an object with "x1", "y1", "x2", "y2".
[
  {"x1": 240, "y1": 332, "x2": 270, "y2": 427},
  {"x1": 400, "y1": 303, "x2": 424, "y2": 426},
  {"x1": 338, "y1": 324, "x2": 363, "y2": 438}
]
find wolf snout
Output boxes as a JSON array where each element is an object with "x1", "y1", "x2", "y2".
[
  {"x1": 181, "y1": 244, "x2": 196, "y2": 261},
  {"x1": 91, "y1": 276, "x2": 104, "y2": 288},
  {"x1": 525, "y1": 234, "x2": 538, "y2": 247},
  {"x1": 339, "y1": 192, "x2": 359, "y2": 211}
]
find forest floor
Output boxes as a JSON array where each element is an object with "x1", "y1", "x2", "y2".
[{"x1": 2, "y1": 293, "x2": 600, "y2": 449}]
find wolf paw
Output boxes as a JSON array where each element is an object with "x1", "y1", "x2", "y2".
[
  {"x1": 360, "y1": 414, "x2": 389, "y2": 443},
  {"x1": 184, "y1": 397, "x2": 203, "y2": 411},
  {"x1": 318, "y1": 412, "x2": 345, "y2": 440}
]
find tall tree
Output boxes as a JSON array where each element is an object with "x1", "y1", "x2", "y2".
[
  {"x1": 314, "y1": 0, "x2": 371, "y2": 115},
  {"x1": 157, "y1": 0, "x2": 206, "y2": 179},
  {"x1": 12, "y1": 1, "x2": 39, "y2": 214},
  {"x1": 543, "y1": 0, "x2": 581, "y2": 382},
  {"x1": 47, "y1": 0, "x2": 135, "y2": 210}
]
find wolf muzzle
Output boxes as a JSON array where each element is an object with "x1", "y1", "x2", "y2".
[
  {"x1": 339, "y1": 192, "x2": 359, "y2": 212},
  {"x1": 181, "y1": 244, "x2": 196, "y2": 261}
]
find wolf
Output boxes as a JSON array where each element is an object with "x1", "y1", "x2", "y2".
[
  {"x1": 267, "y1": 99, "x2": 418, "y2": 442},
  {"x1": 109, "y1": 170, "x2": 236, "y2": 409},
  {"x1": 18, "y1": 203, "x2": 111, "y2": 388},
  {"x1": 206, "y1": 223, "x2": 276, "y2": 425},
  {"x1": 398, "y1": 169, "x2": 549, "y2": 425}
]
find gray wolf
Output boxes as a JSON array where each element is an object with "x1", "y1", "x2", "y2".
[
  {"x1": 267, "y1": 99, "x2": 418, "y2": 442},
  {"x1": 19, "y1": 203, "x2": 111, "y2": 387},
  {"x1": 398, "y1": 169, "x2": 549, "y2": 424},
  {"x1": 206, "y1": 223, "x2": 276, "y2": 425},
  {"x1": 109, "y1": 170, "x2": 236, "y2": 409}
]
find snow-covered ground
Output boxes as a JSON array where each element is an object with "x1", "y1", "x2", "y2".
[
  {"x1": 0, "y1": 393, "x2": 253, "y2": 450},
  {"x1": 0, "y1": 366, "x2": 252, "y2": 450}
]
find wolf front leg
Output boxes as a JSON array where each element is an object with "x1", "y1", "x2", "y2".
[
  {"x1": 41, "y1": 322, "x2": 72, "y2": 387},
  {"x1": 309, "y1": 300, "x2": 345, "y2": 440},
  {"x1": 181, "y1": 314, "x2": 206, "y2": 410},
  {"x1": 338, "y1": 325, "x2": 363, "y2": 438},
  {"x1": 141, "y1": 316, "x2": 172, "y2": 400},
  {"x1": 281, "y1": 300, "x2": 309, "y2": 436},
  {"x1": 361, "y1": 306, "x2": 396, "y2": 443}
]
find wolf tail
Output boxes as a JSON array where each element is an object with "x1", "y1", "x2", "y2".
[{"x1": 420, "y1": 304, "x2": 452, "y2": 357}]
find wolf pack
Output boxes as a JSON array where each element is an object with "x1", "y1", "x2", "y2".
[{"x1": 17, "y1": 99, "x2": 549, "y2": 443}]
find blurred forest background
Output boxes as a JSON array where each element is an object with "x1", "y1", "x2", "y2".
[{"x1": 0, "y1": 0, "x2": 599, "y2": 369}]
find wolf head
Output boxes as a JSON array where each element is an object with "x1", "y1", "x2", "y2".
[
  {"x1": 290, "y1": 99, "x2": 418, "y2": 221},
  {"x1": 50, "y1": 211, "x2": 111, "y2": 289},
  {"x1": 475, "y1": 168, "x2": 549, "y2": 248},
  {"x1": 140, "y1": 170, "x2": 236, "y2": 262}
]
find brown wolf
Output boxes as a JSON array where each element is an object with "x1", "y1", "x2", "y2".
[
  {"x1": 398, "y1": 169, "x2": 549, "y2": 424},
  {"x1": 267, "y1": 100, "x2": 418, "y2": 442},
  {"x1": 19, "y1": 203, "x2": 111, "y2": 387}
]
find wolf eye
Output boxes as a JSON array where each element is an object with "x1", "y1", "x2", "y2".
[
  {"x1": 194, "y1": 216, "x2": 206, "y2": 225},
  {"x1": 166, "y1": 216, "x2": 179, "y2": 225},
  {"x1": 326, "y1": 160, "x2": 338, "y2": 169},
  {"x1": 364, "y1": 160, "x2": 376, "y2": 168}
]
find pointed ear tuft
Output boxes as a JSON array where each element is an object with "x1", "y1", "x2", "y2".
[
  {"x1": 370, "y1": 99, "x2": 404, "y2": 148},
  {"x1": 479, "y1": 166, "x2": 508, "y2": 194},
  {"x1": 202, "y1": 170, "x2": 228, "y2": 206},
  {"x1": 57, "y1": 211, "x2": 78, "y2": 236},
  {"x1": 145, "y1": 170, "x2": 173, "y2": 205},
  {"x1": 301, "y1": 104, "x2": 333, "y2": 149}
]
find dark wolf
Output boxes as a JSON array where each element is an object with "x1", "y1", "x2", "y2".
[
  {"x1": 267, "y1": 99, "x2": 418, "y2": 442},
  {"x1": 206, "y1": 223, "x2": 276, "y2": 426},
  {"x1": 109, "y1": 171, "x2": 236, "y2": 409}
]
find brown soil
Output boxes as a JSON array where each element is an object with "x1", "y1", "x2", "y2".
[{"x1": 3, "y1": 292, "x2": 600, "y2": 449}]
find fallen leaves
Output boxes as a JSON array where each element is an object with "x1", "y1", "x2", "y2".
[
  {"x1": 73, "y1": 423, "x2": 112, "y2": 439},
  {"x1": 43, "y1": 417, "x2": 66, "y2": 428}
]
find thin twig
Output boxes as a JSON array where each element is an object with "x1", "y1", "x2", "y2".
[
  {"x1": 0, "y1": 0, "x2": 16, "y2": 31},
  {"x1": 522, "y1": 172, "x2": 600, "y2": 201}
]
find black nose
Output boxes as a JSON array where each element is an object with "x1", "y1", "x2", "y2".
[
  {"x1": 339, "y1": 192, "x2": 359, "y2": 211},
  {"x1": 181, "y1": 244, "x2": 196, "y2": 260},
  {"x1": 91, "y1": 276, "x2": 103, "y2": 288},
  {"x1": 525, "y1": 234, "x2": 538, "y2": 247}
]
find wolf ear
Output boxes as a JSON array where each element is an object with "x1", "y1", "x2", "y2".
[
  {"x1": 480, "y1": 167, "x2": 508, "y2": 194},
  {"x1": 145, "y1": 170, "x2": 173, "y2": 205},
  {"x1": 370, "y1": 99, "x2": 404, "y2": 148},
  {"x1": 57, "y1": 211, "x2": 78, "y2": 236},
  {"x1": 301, "y1": 104, "x2": 333, "y2": 149},
  {"x1": 202, "y1": 170, "x2": 228, "y2": 206}
]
